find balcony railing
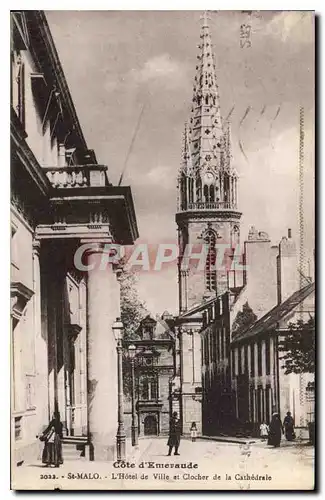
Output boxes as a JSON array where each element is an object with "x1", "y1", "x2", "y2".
[
  {"x1": 180, "y1": 201, "x2": 236, "y2": 211},
  {"x1": 44, "y1": 165, "x2": 110, "y2": 189}
]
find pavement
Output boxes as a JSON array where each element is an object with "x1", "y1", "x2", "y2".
[{"x1": 11, "y1": 436, "x2": 315, "y2": 491}]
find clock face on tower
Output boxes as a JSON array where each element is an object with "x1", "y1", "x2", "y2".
[{"x1": 203, "y1": 172, "x2": 214, "y2": 185}]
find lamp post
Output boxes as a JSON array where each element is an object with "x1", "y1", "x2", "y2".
[
  {"x1": 128, "y1": 344, "x2": 138, "y2": 447},
  {"x1": 113, "y1": 318, "x2": 126, "y2": 462}
]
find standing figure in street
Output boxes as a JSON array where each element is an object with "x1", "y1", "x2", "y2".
[
  {"x1": 167, "y1": 412, "x2": 181, "y2": 456},
  {"x1": 190, "y1": 422, "x2": 197, "y2": 442},
  {"x1": 39, "y1": 411, "x2": 64, "y2": 467},
  {"x1": 283, "y1": 411, "x2": 296, "y2": 441},
  {"x1": 267, "y1": 412, "x2": 284, "y2": 447},
  {"x1": 259, "y1": 421, "x2": 269, "y2": 441}
]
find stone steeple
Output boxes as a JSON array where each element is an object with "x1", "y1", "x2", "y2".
[
  {"x1": 176, "y1": 11, "x2": 242, "y2": 313},
  {"x1": 178, "y1": 11, "x2": 238, "y2": 213},
  {"x1": 189, "y1": 11, "x2": 224, "y2": 173}
]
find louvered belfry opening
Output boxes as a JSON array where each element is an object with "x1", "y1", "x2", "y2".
[{"x1": 204, "y1": 230, "x2": 217, "y2": 292}]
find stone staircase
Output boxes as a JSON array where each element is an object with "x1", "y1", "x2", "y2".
[{"x1": 62, "y1": 436, "x2": 88, "y2": 461}]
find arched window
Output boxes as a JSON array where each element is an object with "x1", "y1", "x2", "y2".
[
  {"x1": 205, "y1": 95, "x2": 209, "y2": 105},
  {"x1": 224, "y1": 175, "x2": 229, "y2": 203},
  {"x1": 189, "y1": 177, "x2": 194, "y2": 203},
  {"x1": 209, "y1": 185, "x2": 215, "y2": 202},
  {"x1": 204, "y1": 185, "x2": 209, "y2": 203},
  {"x1": 231, "y1": 225, "x2": 240, "y2": 248},
  {"x1": 181, "y1": 174, "x2": 187, "y2": 208},
  {"x1": 204, "y1": 230, "x2": 217, "y2": 292},
  {"x1": 204, "y1": 184, "x2": 215, "y2": 203},
  {"x1": 196, "y1": 177, "x2": 202, "y2": 202}
]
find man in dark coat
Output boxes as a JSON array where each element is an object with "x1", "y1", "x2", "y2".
[
  {"x1": 167, "y1": 412, "x2": 181, "y2": 456},
  {"x1": 283, "y1": 412, "x2": 295, "y2": 441},
  {"x1": 267, "y1": 412, "x2": 284, "y2": 447}
]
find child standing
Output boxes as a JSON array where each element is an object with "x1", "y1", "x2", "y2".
[
  {"x1": 259, "y1": 422, "x2": 269, "y2": 441},
  {"x1": 190, "y1": 422, "x2": 197, "y2": 442}
]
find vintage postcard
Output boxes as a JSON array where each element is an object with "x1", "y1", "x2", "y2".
[{"x1": 10, "y1": 10, "x2": 315, "y2": 490}]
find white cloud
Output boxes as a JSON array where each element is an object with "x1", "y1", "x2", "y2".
[
  {"x1": 265, "y1": 11, "x2": 314, "y2": 44},
  {"x1": 146, "y1": 165, "x2": 172, "y2": 185},
  {"x1": 131, "y1": 165, "x2": 174, "y2": 188},
  {"x1": 129, "y1": 53, "x2": 189, "y2": 88}
]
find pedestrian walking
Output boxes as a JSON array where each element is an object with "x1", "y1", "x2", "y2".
[
  {"x1": 283, "y1": 411, "x2": 296, "y2": 441},
  {"x1": 267, "y1": 412, "x2": 284, "y2": 447},
  {"x1": 167, "y1": 412, "x2": 181, "y2": 456},
  {"x1": 190, "y1": 422, "x2": 197, "y2": 442},
  {"x1": 39, "y1": 410, "x2": 64, "y2": 467},
  {"x1": 259, "y1": 422, "x2": 269, "y2": 441}
]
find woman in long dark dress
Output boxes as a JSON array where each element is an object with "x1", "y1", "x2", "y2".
[
  {"x1": 267, "y1": 412, "x2": 284, "y2": 447},
  {"x1": 40, "y1": 411, "x2": 64, "y2": 467},
  {"x1": 283, "y1": 412, "x2": 295, "y2": 441}
]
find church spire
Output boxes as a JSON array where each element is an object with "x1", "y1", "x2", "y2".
[
  {"x1": 188, "y1": 10, "x2": 224, "y2": 175},
  {"x1": 178, "y1": 11, "x2": 238, "y2": 213}
]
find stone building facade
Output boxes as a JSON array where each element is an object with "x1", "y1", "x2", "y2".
[
  {"x1": 123, "y1": 315, "x2": 175, "y2": 437},
  {"x1": 11, "y1": 11, "x2": 138, "y2": 465},
  {"x1": 198, "y1": 228, "x2": 315, "y2": 436},
  {"x1": 231, "y1": 281, "x2": 315, "y2": 435}
]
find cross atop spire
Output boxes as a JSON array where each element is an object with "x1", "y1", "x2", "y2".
[{"x1": 200, "y1": 10, "x2": 211, "y2": 29}]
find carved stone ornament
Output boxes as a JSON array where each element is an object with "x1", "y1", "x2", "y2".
[{"x1": 11, "y1": 281, "x2": 34, "y2": 323}]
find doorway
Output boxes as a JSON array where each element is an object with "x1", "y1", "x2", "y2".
[{"x1": 144, "y1": 414, "x2": 158, "y2": 436}]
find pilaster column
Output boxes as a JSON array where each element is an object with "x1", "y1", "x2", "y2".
[
  {"x1": 254, "y1": 343, "x2": 258, "y2": 389},
  {"x1": 32, "y1": 240, "x2": 41, "y2": 363},
  {"x1": 33, "y1": 239, "x2": 49, "y2": 428},
  {"x1": 261, "y1": 340, "x2": 266, "y2": 388},
  {"x1": 248, "y1": 345, "x2": 252, "y2": 419},
  {"x1": 84, "y1": 242, "x2": 120, "y2": 461},
  {"x1": 270, "y1": 337, "x2": 275, "y2": 406}
]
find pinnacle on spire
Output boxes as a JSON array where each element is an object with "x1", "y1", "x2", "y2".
[
  {"x1": 180, "y1": 122, "x2": 194, "y2": 177},
  {"x1": 180, "y1": 122, "x2": 189, "y2": 173}
]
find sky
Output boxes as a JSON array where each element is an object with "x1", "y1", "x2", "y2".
[{"x1": 45, "y1": 10, "x2": 315, "y2": 315}]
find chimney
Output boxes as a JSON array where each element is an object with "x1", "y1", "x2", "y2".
[{"x1": 277, "y1": 231, "x2": 299, "y2": 304}]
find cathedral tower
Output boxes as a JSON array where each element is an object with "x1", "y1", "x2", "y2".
[{"x1": 176, "y1": 12, "x2": 242, "y2": 313}]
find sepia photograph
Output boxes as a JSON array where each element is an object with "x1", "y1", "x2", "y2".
[{"x1": 10, "y1": 9, "x2": 315, "y2": 490}]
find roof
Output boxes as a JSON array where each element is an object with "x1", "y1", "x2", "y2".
[
  {"x1": 232, "y1": 282, "x2": 315, "y2": 344},
  {"x1": 178, "y1": 296, "x2": 216, "y2": 320},
  {"x1": 27, "y1": 11, "x2": 89, "y2": 152}
]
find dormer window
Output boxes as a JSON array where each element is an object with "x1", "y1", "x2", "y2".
[
  {"x1": 139, "y1": 316, "x2": 156, "y2": 340},
  {"x1": 143, "y1": 325, "x2": 153, "y2": 340}
]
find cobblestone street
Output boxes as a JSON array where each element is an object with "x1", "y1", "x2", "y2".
[{"x1": 12, "y1": 437, "x2": 314, "y2": 490}]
